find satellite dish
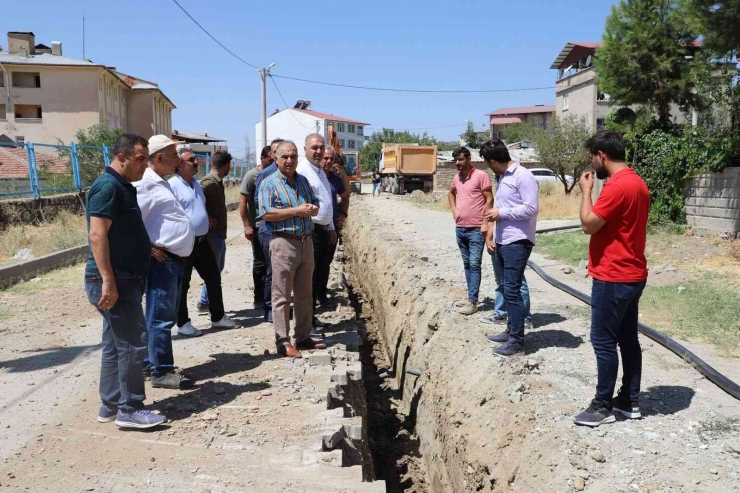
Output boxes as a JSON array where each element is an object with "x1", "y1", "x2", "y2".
[{"x1": 586, "y1": 55, "x2": 593, "y2": 67}]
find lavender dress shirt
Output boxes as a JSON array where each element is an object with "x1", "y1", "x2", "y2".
[{"x1": 493, "y1": 162, "x2": 539, "y2": 245}]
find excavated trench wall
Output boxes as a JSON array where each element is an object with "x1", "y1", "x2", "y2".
[{"x1": 344, "y1": 204, "x2": 576, "y2": 493}]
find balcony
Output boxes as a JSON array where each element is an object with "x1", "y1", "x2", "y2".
[{"x1": 14, "y1": 104, "x2": 42, "y2": 123}]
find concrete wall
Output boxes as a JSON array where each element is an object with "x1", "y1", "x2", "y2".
[
  {"x1": 0, "y1": 65, "x2": 101, "y2": 144},
  {"x1": 0, "y1": 192, "x2": 86, "y2": 228},
  {"x1": 98, "y1": 70, "x2": 128, "y2": 131},
  {"x1": 434, "y1": 161, "x2": 496, "y2": 192},
  {"x1": 685, "y1": 167, "x2": 740, "y2": 237},
  {"x1": 126, "y1": 91, "x2": 154, "y2": 139}
]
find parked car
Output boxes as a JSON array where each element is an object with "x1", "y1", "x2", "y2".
[{"x1": 529, "y1": 168, "x2": 574, "y2": 184}]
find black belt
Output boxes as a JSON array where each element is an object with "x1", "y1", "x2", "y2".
[
  {"x1": 273, "y1": 231, "x2": 312, "y2": 243},
  {"x1": 314, "y1": 223, "x2": 330, "y2": 231},
  {"x1": 195, "y1": 235, "x2": 208, "y2": 244},
  {"x1": 165, "y1": 250, "x2": 184, "y2": 262}
]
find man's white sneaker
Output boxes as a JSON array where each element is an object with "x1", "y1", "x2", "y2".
[
  {"x1": 177, "y1": 322, "x2": 203, "y2": 338},
  {"x1": 212, "y1": 315, "x2": 237, "y2": 329}
]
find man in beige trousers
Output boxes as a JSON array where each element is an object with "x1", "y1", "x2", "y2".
[{"x1": 257, "y1": 141, "x2": 328, "y2": 358}]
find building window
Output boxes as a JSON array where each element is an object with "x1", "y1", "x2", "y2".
[
  {"x1": 12, "y1": 72, "x2": 41, "y2": 88},
  {"x1": 357, "y1": 126, "x2": 363, "y2": 136},
  {"x1": 348, "y1": 124, "x2": 355, "y2": 133},
  {"x1": 348, "y1": 140, "x2": 356, "y2": 149},
  {"x1": 339, "y1": 139, "x2": 345, "y2": 148},
  {"x1": 563, "y1": 95, "x2": 569, "y2": 111},
  {"x1": 0, "y1": 74, "x2": 4, "y2": 88},
  {"x1": 14, "y1": 104, "x2": 42, "y2": 121},
  {"x1": 0, "y1": 104, "x2": 5, "y2": 120},
  {"x1": 337, "y1": 123, "x2": 345, "y2": 132},
  {"x1": 15, "y1": 136, "x2": 25, "y2": 145}
]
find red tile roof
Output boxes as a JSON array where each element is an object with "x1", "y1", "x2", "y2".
[
  {"x1": 292, "y1": 109, "x2": 369, "y2": 125},
  {"x1": 487, "y1": 105, "x2": 555, "y2": 116},
  {"x1": 0, "y1": 146, "x2": 68, "y2": 179}
]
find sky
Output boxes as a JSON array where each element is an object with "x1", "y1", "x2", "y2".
[{"x1": 4, "y1": 0, "x2": 616, "y2": 158}]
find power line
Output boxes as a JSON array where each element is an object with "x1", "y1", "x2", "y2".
[
  {"x1": 171, "y1": 0, "x2": 555, "y2": 94},
  {"x1": 269, "y1": 75, "x2": 312, "y2": 128},
  {"x1": 171, "y1": 0, "x2": 259, "y2": 69},
  {"x1": 271, "y1": 74, "x2": 554, "y2": 94}
]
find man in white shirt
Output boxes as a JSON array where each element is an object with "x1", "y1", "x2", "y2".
[
  {"x1": 297, "y1": 134, "x2": 336, "y2": 329},
  {"x1": 169, "y1": 146, "x2": 236, "y2": 338},
  {"x1": 134, "y1": 135, "x2": 195, "y2": 390}
]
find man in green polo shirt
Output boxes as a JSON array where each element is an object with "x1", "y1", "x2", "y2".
[{"x1": 83, "y1": 134, "x2": 166, "y2": 430}]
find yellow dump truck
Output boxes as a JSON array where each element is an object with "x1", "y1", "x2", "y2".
[{"x1": 380, "y1": 144, "x2": 437, "y2": 194}]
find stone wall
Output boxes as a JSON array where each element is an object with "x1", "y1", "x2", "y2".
[
  {"x1": 684, "y1": 167, "x2": 740, "y2": 238},
  {"x1": 0, "y1": 192, "x2": 87, "y2": 228},
  {"x1": 434, "y1": 162, "x2": 497, "y2": 191}
]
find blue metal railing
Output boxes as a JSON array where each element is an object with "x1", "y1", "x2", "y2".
[{"x1": 0, "y1": 141, "x2": 253, "y2": 199}]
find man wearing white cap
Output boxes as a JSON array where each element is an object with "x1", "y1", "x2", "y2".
[{"x1": 135, "y1": 135, "x2": 195, "y2": 390}]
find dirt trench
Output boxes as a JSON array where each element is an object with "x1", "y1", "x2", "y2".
[{"x1": 343, "y1": 206, "x2": 574, "y2": 493}]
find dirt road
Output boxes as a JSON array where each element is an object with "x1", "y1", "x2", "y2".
[
  {"x1": 0, "y1": 213, "x2": 384, "y2": 492},
  {"x1": 345, "y1": 193, "x2": 740, "y2": 493}
]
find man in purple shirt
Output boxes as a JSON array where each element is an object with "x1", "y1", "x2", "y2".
[{"x1": 481, "y1": 140, "x2": 539, "y2": 357}]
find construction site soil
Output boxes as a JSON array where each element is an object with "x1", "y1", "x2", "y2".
[
  {"x1": 345, "y1": 194, "x2": 740, "y2": 493},
  {"x1": 2, "y1": 193, "x2": 740, "y2": 492}
]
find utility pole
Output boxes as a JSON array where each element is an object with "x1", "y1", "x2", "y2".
[{"x1": 259, "y1": 62, "x2": 276, "y2": 149}]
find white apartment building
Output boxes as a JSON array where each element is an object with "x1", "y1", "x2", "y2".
[{"x1": 254, "y1": 101, "x2": 368, "y2": 159}]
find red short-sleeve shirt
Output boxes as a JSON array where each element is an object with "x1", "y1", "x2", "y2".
[
  {"x1": 451, "y1": 168, "x2": 492, "y2": 228},
  {"x1": 588, "y1": 168, "x2": 650, "y2": 282}
]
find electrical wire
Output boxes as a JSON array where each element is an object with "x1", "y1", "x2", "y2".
[
  {"x1": 271, "y1": 74, "x2": 554, "y2": 94},
  {"x1": 171, "y1": 0, "x2": 259, "y2": 70},
  {"x1": 269, "y1": 75, "x2": 312, "y2": 128},
  {"x1": 171, "y1": 0, "x2": 555, "y2": 94}
]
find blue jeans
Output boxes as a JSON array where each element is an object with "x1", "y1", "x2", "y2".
[
  {"x1": 455, "y1": 227, "x2": 485, "y2": 303},
  {"x1": 492, "y1": 249, "x2": 531, "y2": 321},
  {"x1": 496, "y1": 241, "x2": 534, "y2": 347},
  {"x1": 85, "y1": 273, "x2": 147, "y2": 412},
  {"x1": 259, "y1": 228, "x2": 273, "y2": 315},
  {"x1": 372, "y1": 182, "x2": 381, "y2": 197},
  {"x1": 145, "y1": 257, "x2": 184, "y2": 379},
  {"x1": 590, "y1": 279, "x2": 646, "y2": 408},
  {"x1": 200, "y1": 233, "x2": 226, "y2": 305}
]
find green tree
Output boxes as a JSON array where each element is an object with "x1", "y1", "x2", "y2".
[
  {"x1": 58, "y1": 119, "x2": 126, "y2": 187},
  {"x1": 530, "y1": 116, "x2": 592, "y2": 195},
  {"x1": 359, "y1": 128, "x2": 439, "y2": 171},
  {"x1": 596, "y1": 0, "x2": 703, "y2": 126},
  {"x1": 503, "y1": 122, "x2": 537, "y2": 144},
  {"x1": 681, "y1": 0, "x2": 740, "y2": 55}
]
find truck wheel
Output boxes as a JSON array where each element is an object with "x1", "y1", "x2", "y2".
[
  {"x1": 398, "y1": 179, "x2": 405, "y2": 195},
  {"x1": 391, "y1": 176, "x2": 400, "y2": 195}
]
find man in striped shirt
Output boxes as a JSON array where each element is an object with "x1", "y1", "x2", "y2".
[{"x1": 258, "y1": 141, "x2": 328, "y2": 358}]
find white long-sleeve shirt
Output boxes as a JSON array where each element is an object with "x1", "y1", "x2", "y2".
[
  {"x1": 134, "y1": 167, "x2": 195, "y2": 257},
  {"x1": 296, "y1": 159, "x2": 334, "y2": 230}
]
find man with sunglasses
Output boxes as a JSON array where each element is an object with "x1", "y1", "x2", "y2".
[{"x1": 169, "y1": 146, "x2": 236, "y2": 338}]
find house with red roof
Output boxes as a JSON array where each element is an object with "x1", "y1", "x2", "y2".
[
  {"x1": 486, "y1": 105, "x2": 555, "y2": 141},
  {"x1": 254, "y1": 100, "x2": 369, "y2": 159}
]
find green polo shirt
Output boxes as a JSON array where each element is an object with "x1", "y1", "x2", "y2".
[{"x1": 85, "y1": 167, "x2": 151, "y2": 279}]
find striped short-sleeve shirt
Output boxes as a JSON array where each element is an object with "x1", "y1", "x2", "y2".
[{"x1": 258, "y1": 170, "x2": 319, "y2": 236}]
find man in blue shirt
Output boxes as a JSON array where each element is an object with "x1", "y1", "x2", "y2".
[
  {"x1": 254, "y1": 138, "x2": 283, "y2": 322},
  {"x1": 84, "y1": 133, "x2": 166, "y2": 429},
  {"x1": 258, "y1": 140, "x2": 327, "y2": 358},
  {"x1": 169, "y1": 146, "x2": 236, "y2": 337}
]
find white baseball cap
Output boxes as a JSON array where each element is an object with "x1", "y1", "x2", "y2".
[{"x1": 148, "y1": 135, "x2": 184, "y2": 156}]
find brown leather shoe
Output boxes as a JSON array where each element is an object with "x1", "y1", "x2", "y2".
[
  {"x1": 277, "y1": 343, "x2": 302, "y2": 358},
  {"x1": 295, "y1": 338, "x2": 328, "y2": 350}
]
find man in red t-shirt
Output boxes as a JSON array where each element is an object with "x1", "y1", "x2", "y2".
[
  {"x1": 448, "y1": 147, "x2": 493, "y2": 315},
  {"x1": 574, "y1": 131, "x2": 650, "y2": 428}
]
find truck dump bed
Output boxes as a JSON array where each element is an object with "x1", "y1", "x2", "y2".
[{"x1": 382, "y1": 145, "x2": 437, "y2": 176}]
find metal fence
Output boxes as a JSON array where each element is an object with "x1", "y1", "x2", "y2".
[{"x1": 0, "y1": 142, "x2": 252, "y2": 200}]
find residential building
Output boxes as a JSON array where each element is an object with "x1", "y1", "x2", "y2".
[
  {"x1": 550, "y1": 42, "x2": 695, "y2": 129},
  {"x1": 0, "y1": 31, "x2": 175, "y2": 148},
  {"x1": 171, "y1": 130, "x2": 228, "y2": 164},
  {"x1": 254, "y1": 100, "x2": 369, "y2": 159},
  {"x1": 486, "y1": 105, "x2": 555, "y2": 141}
]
